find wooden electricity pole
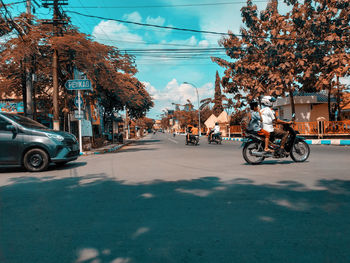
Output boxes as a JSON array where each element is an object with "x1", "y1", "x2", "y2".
[
  {"x1": 42, "y1": 0, "x2": 68, "y2": 130},
  {"x1": 25, "y1": 0, "x2": 33, "y2": 118}
]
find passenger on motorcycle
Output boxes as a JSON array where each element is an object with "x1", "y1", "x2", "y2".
[
  {"x1": 260, "y1": 96, "x2": 292, "y2": 153},
  {"x1": 248, "y1": 101, "x2": 271, "y2": 153}
]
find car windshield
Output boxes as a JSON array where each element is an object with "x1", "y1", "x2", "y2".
[{"x1": 2, "y1": 113, "x2": 48, "y2": 129}]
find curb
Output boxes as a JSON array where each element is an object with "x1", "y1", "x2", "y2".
[
  {"x1": 222, "y1": 137, "x2": 350, "y2": 145},
  {"x1": 80, "y1": 141, "x2": 133, "y2": 156},
  {"x1": 222, "y1": 137, "x2": 244, "y2": 142},
  {"x1": 304, "y1": 139, "x2": 350, "y2": 145}
]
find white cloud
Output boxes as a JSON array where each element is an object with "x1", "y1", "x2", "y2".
[
  {"x1": 146, "y1": 16, "x2": 165, "y2": 26},
  {"x1": 92, "y1": 20, "x2": 145, "y2": 49},
  {"x1": 143, "y1": 79, "x2": 214, "y2": 117},
  {"x1": 123, "y1": 12, "x2": 142, "y2": 23},
  {"x1": 143, "y1": 81, "x2": 160, "y2": 100}
]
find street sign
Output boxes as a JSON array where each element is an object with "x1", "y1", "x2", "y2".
[
  {"x1": 74, "y1": 110, "x2": 84, "y2": 120},
  {"x1": 74, "y1": 95, "x2": 84, "y2": 108},
  {"x1": 65, "y1": 79, "x2": 92, "y2": 91}
]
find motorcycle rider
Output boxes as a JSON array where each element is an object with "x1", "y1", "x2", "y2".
[
  {"x1": 260, "y1": 96, "x2": 292, "y2": 153},
  {"x1": 187, "y1": 124, "x2": 198, "y2": 143},
  {"x1": 210, "y1": 122, "x2": 221, "y2": 141},
  {"x1": 191, "y1": 124, "x2": 199, "y2": 137}
]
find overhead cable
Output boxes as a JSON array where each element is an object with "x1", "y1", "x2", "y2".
[{"x1": 67, "y1": 1, "x2": 271, "y2": 9}]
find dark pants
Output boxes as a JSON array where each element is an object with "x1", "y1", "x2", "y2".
[{"x1": 272, "y1": 127, "x2": 288, "y2": 148}]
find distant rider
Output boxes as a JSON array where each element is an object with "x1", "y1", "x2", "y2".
[{"x1": 210, "y1": 122, "x2": 221, "y2": 140}]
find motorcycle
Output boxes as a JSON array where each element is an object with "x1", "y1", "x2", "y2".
[
  {"x1": 208, "y1": 131, "x2": 222, "y2": 144},
  {"x1": 186, "y1": 133, "x2": 199, "y2": 145},
  {"x1": 242, "y1": 120, "x2": 310, "y2": 165}
]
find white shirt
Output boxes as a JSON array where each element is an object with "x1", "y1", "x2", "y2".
[
  {"x1": 213, "y1": 125, "x2": 220, "y2": 134},
  {"x1": 260, "y1": 107, "x2": 275, "y2": 132}
]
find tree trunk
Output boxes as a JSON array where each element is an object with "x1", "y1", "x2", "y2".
[
  {"x1": 328, "y1": 86, "x2": 332, "y2": 121},
  {"x1": 336, "y1": 76, "x2": 341, "y2": 121},
  {"x1": 289, "y1": 88, "x2": 295, "y2": 116},
  {"x1": 21, "y1": 60, "x2": 27, "y2": 116}
]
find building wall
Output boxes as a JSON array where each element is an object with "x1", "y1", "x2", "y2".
[
  {"x1": 310, "y1": 104, "x2": 329, "y2": 122},
  {"x1": 278, "y1": 103, "x2": 329, "y2": 122},
  {"x1": 280, "y1": 104, "x2": 311, "y2": 122}
]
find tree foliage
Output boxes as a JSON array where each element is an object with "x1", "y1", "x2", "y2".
[
  {"x1": 213, "y1": 0, "x2": 349, "y2": 117},
  {"x1": 0, "y1": 14, "x2": 153, "y2": 121}
]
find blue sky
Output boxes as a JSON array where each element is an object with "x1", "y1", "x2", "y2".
[{"x1": 4, "y1": 0, "x2": 292, "y2": 118}]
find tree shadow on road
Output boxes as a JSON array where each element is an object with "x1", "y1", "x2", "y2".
[
  {"x1": 119, "y1": 147, "x2": 159, "y2": 153},
  {"x1": 1, "y1": 176, "x2": 350, "y2": 263},
  {"x1": 130, "y1": 140, "x2": 162, "y2": 146},
  {"x1": 0, "y1": 161, "x2": 87, "y2": 174}
]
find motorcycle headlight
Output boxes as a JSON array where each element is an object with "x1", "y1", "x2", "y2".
[{"x1": 46, "y1": 133, "x2": 64, "y2": 142}]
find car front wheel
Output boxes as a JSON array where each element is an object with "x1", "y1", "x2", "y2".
[{"x1": 23, "y1": 148, "x2": 50, "y2": 172}]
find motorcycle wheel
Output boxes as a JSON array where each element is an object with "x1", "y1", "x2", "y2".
[
  {"x1": 290, "y1": 140, "x2": 310, "y2": 162},
  {"x1": 208, "y1": 137, "x2": 211, "y2": 144},
  {"x1": 243, "y1": 141, "x2": 265, "y2": 165}
]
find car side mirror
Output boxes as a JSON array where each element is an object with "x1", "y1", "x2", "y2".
[{"x1": 6, "y1": 124, "x2": 17, "y2": 133}]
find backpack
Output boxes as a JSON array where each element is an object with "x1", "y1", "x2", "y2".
[{"x1": 240, "y1": 112, "x2": 251, "y2": 136}]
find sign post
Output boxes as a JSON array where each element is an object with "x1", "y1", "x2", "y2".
[{"x1": 66, "y1": 78, "x2": 92, "y2": 154}]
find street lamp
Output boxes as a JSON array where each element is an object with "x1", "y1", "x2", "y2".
[{"x1": 183, "y1": 82, "x2": 201, "y2": 137}]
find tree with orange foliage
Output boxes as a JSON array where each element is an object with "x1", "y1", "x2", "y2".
[
  {"x1": 0, "y1": 14, "x2": 153, "y2": 127},
  {"x1": 213, "y1": 0, "x2": 349, "y2": 117}
]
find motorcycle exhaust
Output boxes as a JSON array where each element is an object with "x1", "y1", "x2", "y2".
[
  {"x1": 251, "y1": 150, "x2": 264, "y2": 157},
  {"x1": 251, "y1": 150, "x2": 272, "y2": 157}
]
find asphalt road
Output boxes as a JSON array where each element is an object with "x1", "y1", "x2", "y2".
[{"x1": 1, "y1": 133, "x2": 350, "y2": 263}]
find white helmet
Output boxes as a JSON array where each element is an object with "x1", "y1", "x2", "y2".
[{"x1": 261, "y1": 96, "x2": 275, "y2": 107}]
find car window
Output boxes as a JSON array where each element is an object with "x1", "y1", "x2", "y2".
[
  {"x1": 0, "y1": 116, "x2": 11, "y2": 131},
  {"x1": 1, "y1": 113, "x2": 48, "y2": 129}
]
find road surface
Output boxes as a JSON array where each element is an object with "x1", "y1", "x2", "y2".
[{"x1": 1, "y1": 133, "x2": 350, "y2": 263}]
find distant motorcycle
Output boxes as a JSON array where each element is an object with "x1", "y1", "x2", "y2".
[
  {"x1": 242, "y1": 119, "x2": 310, "y2": 165},
  {"x1": 208, "y1": 131, "x2": 222, "y2": 144},
  {"x1": 186, "y1": 133, "x2": 199, "y2": 146}
]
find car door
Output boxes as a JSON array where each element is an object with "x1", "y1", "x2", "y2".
[{"x1": 0, "y1": 116, "x2": 21, "y2": 164}]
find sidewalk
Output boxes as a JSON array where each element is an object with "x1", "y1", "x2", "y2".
[
  {"x1": 223, "y1": 137, "x2": 350, "y2": 145},
  {"x1": 81, "y1": 140, "x2": 133, "y2": 156}
]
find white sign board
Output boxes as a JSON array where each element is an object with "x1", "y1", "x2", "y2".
[{"x1": 81, "y1": 119, "x2": 93, "y2": 137}]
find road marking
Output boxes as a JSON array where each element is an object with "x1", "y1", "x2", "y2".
[{"x1": 168, "y1": 138, "x2": 179, "y2": 144}]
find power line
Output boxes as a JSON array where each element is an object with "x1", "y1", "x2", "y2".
[
  {"x1": 67, "y1": 1, "x2": 271, "y2": 9},
  {"x1": 66, "y1": 10, "x2": 237, "y2": 36},
  {"x1": 66, "y1": 11, "x2": 349, "y2": 44}
]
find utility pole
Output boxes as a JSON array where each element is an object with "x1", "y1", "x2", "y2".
[
  {"x1": 25, "y1": 0, "x2": 33, "y2": 118},
  {"x1": 42, "y1": 0, "x2": 68, "y2": 130}
]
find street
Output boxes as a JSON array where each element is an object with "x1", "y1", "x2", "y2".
[{"x1": 1, "y1": 133, "x2": 350, "y2": 263}]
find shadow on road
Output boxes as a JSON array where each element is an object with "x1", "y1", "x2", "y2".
[
  {"x1": 242, "y1": 160, "x2": 311, "y2": 166},
  {"x1": 1, "y1": 176, "x2": 350, "y2": 263},
  {"x1": 0, "y1": 161, "x2": 87, "y2": 174},
  {"x1": 119, "y1": 147, "x2": 158, "y2": 153},
  {"x1": 131, "y1": 139, "x2": 162, "y2": 146}
]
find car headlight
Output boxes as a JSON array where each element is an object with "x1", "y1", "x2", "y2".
[{"x1": 46, "y1": 133, "x2": 64, "y2": 142}]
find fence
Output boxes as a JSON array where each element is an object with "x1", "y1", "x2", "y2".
[{"x1": 228, "y1": 121, "x2": 350, "y2": 137}]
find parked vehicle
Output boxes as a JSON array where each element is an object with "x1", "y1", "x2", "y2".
[
  {"x1": 242, "y1": 121, "x2": 310, "y2": 165},
  {"x1": 208, "y1": 131, "x2": 222, "y2": 144},
  {"x1": 0, "y1": 112, "x2": 79, "y2": 172},
  {"x1": 186, "y1": 134, "x2": 199, "y2": 145}
]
